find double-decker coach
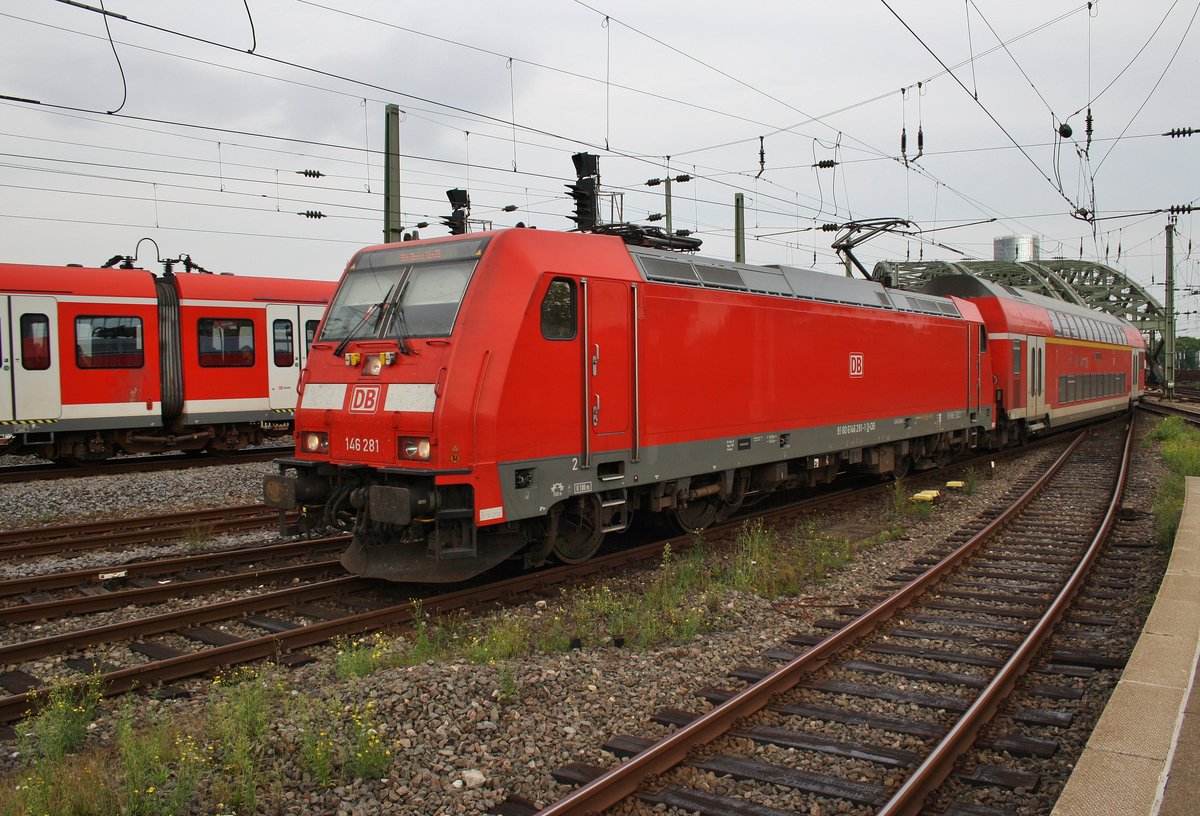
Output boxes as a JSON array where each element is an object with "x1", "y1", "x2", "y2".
[{"x1": 920, "y1": 275, "x2": 1145, "y2": 442}]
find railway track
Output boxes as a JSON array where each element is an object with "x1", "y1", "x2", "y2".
[
  {"x1": 0, "y1": 446, "x2": 1017, "y2": 730},
  {"x1": 0, "y1": 445, "x2": 291, "y2": 484},
  {"x1": 0, "y1": 431, "x2": 1083, "y2": 740},
  {"x1": 0, "y1": 537, "x2": 351, "y2": 623},
  {"x1": 1138, "y1": 397, "x2": 1200, "y2": 427},
  {"x1": 512, "y1": 419, "x2": 1135, "y2": 816},
  {"x1": 0, "y1": 504, "x2": 285, "y2": 559}
]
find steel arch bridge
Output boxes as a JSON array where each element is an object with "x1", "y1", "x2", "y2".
[{"x1": 871, "y1": 258, "x2": 1168, "y2": 381}]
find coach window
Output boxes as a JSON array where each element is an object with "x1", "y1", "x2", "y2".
[
  {"x1": 305, "y1": 319, "x2": 320, "y2": 351},
  {"x1": 1012, "y1": 339, "x2": 1022, "y2": 374},
  {"x1": 75, "y1": 316, "x2": 143, "y2": 369},
  {"x1": 272, "y1": 319, "x2": 294, "y2": 367},
  {"x1": 198, "y1": 318, "x2": 255, "y2": 367},
  {"x1": 541, "y1": 278, "x2": 577, "y2": 340},
  {"x1": 19, "y1": 314, "x2": 51, "y2": 370}
]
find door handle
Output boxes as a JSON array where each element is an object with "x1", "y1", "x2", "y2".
[
  {"x1": 592, "y1": 394, "x2": 600, "y2": 426},
  {"x1": 591, "y1": 344, "x2": 599, "y2": 376}
]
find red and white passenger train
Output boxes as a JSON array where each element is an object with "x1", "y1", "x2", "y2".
[
  {"x1": 0, "y1": 263, "x2": 334, "y2": 462},
  {"x1": 263, "y1": 228, "x2": 1145, "y2": 582}
]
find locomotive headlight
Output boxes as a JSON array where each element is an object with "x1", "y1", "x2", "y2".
[
  {"x1": 302, "y1": 431, "x2": 329, "y2": 454},
  {"x1": 398, "y1": 436, "x2": 431, "y2": 460},
  {"x1": 363, "y1": 353, "x2": 395, "y2": 376}
]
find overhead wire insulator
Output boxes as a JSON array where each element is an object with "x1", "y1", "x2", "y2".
[
  {"x1": 297, "y1": 169, "x2": 324, "y2": 178},
  {"x1": 1165, "y1": 127, "x2": 1197, "y2": 138},
  {"x1": 1169, "y1": 204, "x2": 1196, "y2": 215},
  {"x1": 299, "y1": 210, "x2": 326, "y2": 219},
  {"x1": 820, "y1": 223, "x2": 840, "y2": 231},
  {"x1": 812, "y1": 160, "x2": 838, "y2": 169}
]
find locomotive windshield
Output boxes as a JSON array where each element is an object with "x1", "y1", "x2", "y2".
[{"x1": 319, "y1": 237, "x2": 489, "y2": 344}]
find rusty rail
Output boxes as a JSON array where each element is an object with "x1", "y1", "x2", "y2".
[
  {"x1": 533, "y1": 429, "x2": 1094, "y2": 816},
  {"x1": 877, "y1": 420, "x2": 1133, "y2": 815}
]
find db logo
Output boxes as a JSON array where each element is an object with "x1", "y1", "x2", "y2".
[
  {"x1": 849, "y1": 352, "x2": 864, "y2": 378},
  {"x1": 349, "y1": 384, "x2": 381, "y2": 413}
]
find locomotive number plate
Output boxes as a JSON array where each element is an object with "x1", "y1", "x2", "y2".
[{"x1": 344, "y1": 436, "x2": 381, "y2": 453}]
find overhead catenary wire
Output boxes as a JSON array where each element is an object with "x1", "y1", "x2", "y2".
[
  {"x1": 878, "y1": 0, "x2": 1089, "y2": 218},
  {"x1": 5, "y1": 2, "x2": 1077, "y2": 245},
  {"x1": 1, "y1": 0, "x2": 1186, "y2": 294}
]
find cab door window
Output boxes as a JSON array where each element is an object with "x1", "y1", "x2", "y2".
[{"x1": 541, "y1": 279, "x2": 577, "y2": 340}]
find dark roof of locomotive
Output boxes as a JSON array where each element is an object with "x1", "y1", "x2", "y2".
[{"x1": 626, "y1": 245, "x2": 963, "y2": 320}]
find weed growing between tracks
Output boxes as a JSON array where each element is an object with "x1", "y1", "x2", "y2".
[
  {"x1": 1, "y1": 673, "x2": 109, "y2": 815},
  {"x1": 0, "y1": 512, "x2": 909, "y2": 812},
  {"x1": 116, "y1": 707, "x2": 207, "y2": 816},
  {"x1": 1146, "y1": 415, "x2": 1200, "y2": 545}
]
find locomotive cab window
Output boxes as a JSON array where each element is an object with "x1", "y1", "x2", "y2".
[
  {"x1": 320, "y1": 237, "x2": 487, "y2": 343},
  {"x1": 541, "y1": 278, "x2": 577, "y2": 340},
  {"x1": 20, "y1": 314, "x2": 51, "y2": 370},
  {"x1": 272, "y1": 319, "x2": 294, "y2": 367},
  {"x1": 198, "y1": 318, "x2": 255, "y2": 367},
  {"x1": 75, "y1": 316, "x2": 144, "y2": 369}
]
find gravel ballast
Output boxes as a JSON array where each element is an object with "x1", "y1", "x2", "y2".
[{"x1": 0, "y1": 428, "x2": 1168, "y2": 815}]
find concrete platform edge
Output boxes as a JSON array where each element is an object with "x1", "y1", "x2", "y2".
[{"x1": 1051, "y1": 477, "x2": 1200, "y2": 816}]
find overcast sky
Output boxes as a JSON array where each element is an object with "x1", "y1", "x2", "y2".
[{"x1": 1, "y1": 1, "x2": 1197, "y2": 328}]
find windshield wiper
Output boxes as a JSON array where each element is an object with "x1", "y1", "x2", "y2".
[
  {"x1": 375, "y1": 270, "x2": 414, "y2": 355},
  {"x1": 333, "y1": 280, "x2": 397, "y2": 357}
]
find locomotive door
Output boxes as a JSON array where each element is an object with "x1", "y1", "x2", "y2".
[
  {"x1": 1027, "y1": 336, "x2": 1046, "y2": 420},
  {"x1": 266, "y1": 304, "x2": 324, "y2": 410},
  {"x1": 969, "y1": 324, "x2": 982, "y2": 418},
  {"x1": 582, "y1": 279, "x2": 632, "y2": 460},
  {"x1": 4, "y1": 296, "x2": 61, "y2": 421}
]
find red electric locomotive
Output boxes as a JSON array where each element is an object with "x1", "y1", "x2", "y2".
[
  {"x1": 267, "y1": 228, "x2": 1027, "y2": 583},
  {"x1": 0, "y1": 263, "x2": 333, "y2": 462}
]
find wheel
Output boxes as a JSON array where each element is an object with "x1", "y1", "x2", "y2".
[
  {"x1": 550, "y1": 495, "x2": 604, "y2": 564},
  {"x1": 65, "y1": 439, "x2": 113, "y2": 465},
  {"x1": 891, "y1": 454, "x2": 912, "y2": 480},
  {"x1": 673, "y1": 495, "x2": 720, "y2": 533}
]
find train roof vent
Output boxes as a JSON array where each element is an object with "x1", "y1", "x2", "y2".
[
  {"x1": 937, "y1": 301, "x2": 960, "y2": 316},
  {"x1": 694, "y1": 263, "x2": 746, "y2": 290},
  {"x1": 641, "y1": 255, "x2": 699, "y2": 284},
  {"x1": 740, "y1": 268, "x2": 794, "y2": 296},
  {"x1": 876, "y1": 291, "x2": 893, "y2": 307}
]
